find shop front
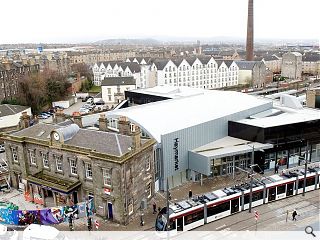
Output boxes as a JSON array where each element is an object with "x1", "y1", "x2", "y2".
[{"x1": 24, "y1": 171, "x2": 81, "y2": 207}]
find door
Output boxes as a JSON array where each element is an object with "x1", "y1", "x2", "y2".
[
  {"x1": 268, "y1": 187, "x2": 276, "y2": 201},
  {"x1": 231, "y1": 198, "x2": 239, "y2": 214},
  {"x1": 176, "y1": 217, "x2": 183, "y2": 231},
  {"x1": 286, "y1": 183, "x2": 294, "y2": 196},
  {"x1": 73, "y1": 191, "x2": 78, "y2": 204},
  {"x1": 108, "y1": 202, "x2": 113, "y2": 220}
]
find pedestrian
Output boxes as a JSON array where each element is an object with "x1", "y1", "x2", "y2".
[
  {"x1": 158, "y1": 207, "x2": 161, "y2": 213},
  {"x1": 168, "y1": 192, "x2": 172, "y2": 200},
  {"x1": 87, "y1": 217, "x2": 92, "y2": 231},
  {"x1": 292, "y1": 209, "x2": 297, "y2": 221},
  {"x1": 189, "y1": 189, "x2": 193, "y2": 198},
  {"x1": 275, "y1": 164, "x2": 279, "y2": 174},
  {"x1": 153, "y1": 202, "x2": 157, "y2": 214}
]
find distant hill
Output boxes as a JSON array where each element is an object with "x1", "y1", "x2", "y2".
[{"x1": 93, "y1": 38, "x2": 161, "y2": 45}]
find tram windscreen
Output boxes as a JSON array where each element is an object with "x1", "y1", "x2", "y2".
[{"x1": 155, "y1": 207, "x2": 173, "y2": 231}]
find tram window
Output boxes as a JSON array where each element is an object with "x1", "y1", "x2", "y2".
[
  {"x1": 207, "y1": 202, "x2": 230, "y2": 217},
  {"x1": 169, "y1": 219, "x2": 176, "y2": 230},
  {"x1": 253, "y1": 191, "x2": 263, "y2": 201},
  {"x1": 244, "y1": 195, "x2": 250, "y2": 204},
  {"x1": 298, "y1": 180, "x2": 304, "y2": 188},
  {"x1": 277, "y1": 185, "x2": 286, "y2": 194},
  {"x1": 306, "y1": 177, "x2": 315, "y2": 187},
  {"x1": 184, "y1": 210, "x2": 204, "y2": 225}
]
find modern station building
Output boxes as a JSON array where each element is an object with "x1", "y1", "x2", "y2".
[{"x1": 102, "y1": 86, "x2": 320, "y2": 190}]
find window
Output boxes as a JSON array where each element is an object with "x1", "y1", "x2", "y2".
[
  {"x1": 147, "y1": 182, "x2": 152, "y2": 198},
  {"x1": 54, "y1": 155, "x2": 63, "y2": 172},
  {"x1": 107, "y1": 88, "x2": 111, "y2": 94},
  {"x1": 128, "y1": 197, "x2": 133, "y2": 215},
  {"x1": 277, "y1": 185, "x2": 286, "y2": 194},
  {"x1": 11, "y1": 147, "x2": 18, "y2": 162},
  {"x1": 42, "y1": 152, "x2": 49, "y2": 168},
  {"x1": 103, "y1": 168, "x2": 112, "y2": 186},
  {"x1": 145, "y1": 156, "x2": 151, "y2": 171},
  {"x1": 85, "y1": 163, "x2": 93, "y2": 179},
  {"x1": 184, "y1": 210, "x2": 204, "y2": 225},
  {"x1": 70, "y1": 159, "x2": 77, "y2": 175},
  {"x1": 29, "y1": 150, "x2": 36, "y2": 165},
  {"x1": 207, "y1": 202, "x2": 230, "y2": 216}
]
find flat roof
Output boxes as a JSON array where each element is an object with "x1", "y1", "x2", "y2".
[
  {"x1": 127, "y1": 85, "x2": 206, "y2": 99},
  {"x1": 191, "y1": 136, "x2": 273, "y2": 159},
  {"x1": 236, "y1": 103, "x2": 320, "y2": 128},
  {"x1": 107, "y1": 90, "x2": 272, "y2": 142}
]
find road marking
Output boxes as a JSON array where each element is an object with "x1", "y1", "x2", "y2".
[{"x1": 216, "y1": 224, "x2": 226, "y2": 230}]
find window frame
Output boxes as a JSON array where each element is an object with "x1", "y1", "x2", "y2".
[
  {"x1": 85, "y1": 163, "x2": 93, "y2": 180},
  {"x1": 54, "y1": 155, "x2": 63, "y2": 172},
  {"x1": 42, "y1": 152, "x2": 49, "y2": 169},
  {"x1": 102, "y1": 168, "x2": 112, "y2": 187},
  {"x1": 29, "y1": 149, "x2": 36, "y2": 165},
  {"x1": 70, "y1": 159, "x2": 78, "y2": 176}
]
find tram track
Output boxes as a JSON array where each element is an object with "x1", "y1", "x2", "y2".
[{"x1": 216, "y1": 192, "x2": 320, "y2": 231}]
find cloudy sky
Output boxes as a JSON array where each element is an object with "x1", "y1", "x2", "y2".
[{"x1": 1, "y1": 0, "x2": 319, "y2": 43}]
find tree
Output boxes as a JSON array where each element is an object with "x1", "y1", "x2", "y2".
[
  {"x1": 18, "y1": 72, "x2": 47, "y2": 113},
  {"x1": 17, "y1": 70, "x2": 71, "y2": 113},
  {"x1": 71, "y1": 63, "x2": 93, "y2": 80}
]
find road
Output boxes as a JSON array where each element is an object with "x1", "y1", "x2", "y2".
[{"x1": 195, "y1": 189, "x2": 319, "y2": 231}]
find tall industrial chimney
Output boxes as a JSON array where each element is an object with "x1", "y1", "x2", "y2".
[{"x1": 246, "y1": 0, "x2": 254, "y2": 61}]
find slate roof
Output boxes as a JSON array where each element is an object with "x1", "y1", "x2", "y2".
[
  {"x1": 197, "y1": 56, "x2": 212, "y2": 64},
  {"x1": 101, "y1": 77, "x2": 136, "y2": 86},
  {"x1": 153, "y1": 59, "x2": 169, "y2": 70},
  {"x1": 215, "y1": 60, "x2": 224, "y2": 68},
  {"x1": 235, "y1": 61, "x2": 258, "y2": 70},
  {"x1": 11, "y1": 122, "x2": 144, "y2": 157},
  {"x1": 223, "y1": 60, "x2": 234, "y2": 68},
  {"x1": 0, "y1": 104, "x2": 30, "y2": 117},
  {"x1": 118, "y1": 62, "x2": 141, "y2": 73},
  {"x1": 302, "y1": 53, "x2": 320, "y2": 62}
]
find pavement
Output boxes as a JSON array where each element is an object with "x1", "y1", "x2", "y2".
[{"x1": 1, "y1": 164, "x2": 318, "y2": 232}]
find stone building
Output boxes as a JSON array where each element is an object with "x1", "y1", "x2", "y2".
[
  {"x1": 0, "y1": 61, "x2": 39, "y2": 101},
  {"x1": 306, "y1": 88, "x2": 320, "y2": 109},
  {"x1": 1, "y1": 116, "x2": 156, "y2": 224},
  {"x1": 281, "y1": 52, "x2": 302, "y2": 79},
  {"x1": 235, "y1": 61, "x2": 266, "y2": 88}
]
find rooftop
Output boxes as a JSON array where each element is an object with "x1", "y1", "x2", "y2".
[
  {"x1": 0, "y1": 104, "x2": 30, "y2": 117},
  {"x1": 107, "y1": 90, "x2": 272, "y2": 142}
]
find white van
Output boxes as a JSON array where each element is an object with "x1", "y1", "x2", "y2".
[{"x1": 23, "y1": 224, "x2": 67, "y2": 240}]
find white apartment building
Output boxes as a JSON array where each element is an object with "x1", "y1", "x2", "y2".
[
  {"x1": 92, "y1": 62, "x2": 141, "y2": 86},
  {"x1": 150, "y1": 56, "x2": 239, "y2": 89},
  {"x1": 93, "y1": 57, "x2": 240, "y2": 90}
]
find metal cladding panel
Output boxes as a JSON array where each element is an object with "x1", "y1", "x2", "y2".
[
  {"x1": 160, "y1": 102, "x2": 272, "y2": 186},
  {"x1": 189, "y1": 151, "x2": 210, "y2": 175}
]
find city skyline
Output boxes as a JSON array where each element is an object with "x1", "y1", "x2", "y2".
[{"x1": 1, "y1": 0, "x2": 319, "y2": 44}]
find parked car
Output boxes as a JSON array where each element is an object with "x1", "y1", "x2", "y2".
[
  {"x1": 38, "y1": 114, "x2": 49, "y2": 119},
  {"x1": 40, "y1": 112, "x2": 51, "y2": 117},
  {"x1": 79, "y1": 108, "x2": 90, "y2": 114},
  {"x1": 82, "y1": 96, "x2": 93, "y2": 102},
  {"x1": 0, "y1": 145, "x2": 5, "y2": 153}
]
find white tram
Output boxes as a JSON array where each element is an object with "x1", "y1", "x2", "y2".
[{"x1": 155, "y1": 164, "x2": 320, "y2": 233}]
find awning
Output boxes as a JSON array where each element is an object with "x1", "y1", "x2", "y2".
[
  {"x1": 26, "y1": 171, "x2": 81, "y2": 194},
  {"x1": 189, "y1": 136, "x2": 273, "y2": 175}
]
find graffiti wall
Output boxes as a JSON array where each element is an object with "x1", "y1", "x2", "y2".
[{"x1": 0, "y1": 200, "x2": 94, "y2": 226}]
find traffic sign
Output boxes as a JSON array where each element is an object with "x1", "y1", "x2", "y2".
[
  {"x1": 95, "y1": 220, "x2": 100, "y2": 229},
  {"x1": 254, "y1": 210, "x2": 259, "y2": 220}
]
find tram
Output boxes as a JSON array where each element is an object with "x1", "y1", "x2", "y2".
[{"x1": 155, "y1": 163, "x2": 320, "y2": 233}]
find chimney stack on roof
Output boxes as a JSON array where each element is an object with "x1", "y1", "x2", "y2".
[
  {"x1": 99, "y1": 114, "x2": 109, "y2": 131},
  {"x1": 72, "y1": 112, "x2": 83, "y2": 128},
  {"x1": 131, "y1": 125, "x2": 141, "y2": 151},
  {"x1": 118, "y1": 116, "x2": 131, "y2": 135},
  {"x1": 54, "y1": 108, "x2": 66, "y2": 124},
  {"x1": 246, "y1": 0, "x2": 254, "y2": 61},
  {"x1": 19, "y1": 111, "x2": 30, "y2": 129}
]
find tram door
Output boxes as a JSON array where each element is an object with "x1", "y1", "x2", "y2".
[
  {"x1": 268, "y1": 187, "x2": 276, "y2": 201},
  {"x1": 177, "y1": 217, "x2": 183, "y2": 231},
  {"x1": 286, "y1": 183, "x2": 294, "y2": 196},
  {"x1": 231, "y1": 198, "x2": 239, "y2": 214}
]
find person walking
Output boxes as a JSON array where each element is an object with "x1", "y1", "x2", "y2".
[
  {"x1": 292, "y1": 209, "x2": 297, "y2": 221},
  {"x1": 275, "y1": 164, "x2": 279, "y2": 174},
  {"x1": 153, "y1": 202, "x2": 157, "y2": 214},
  {"x1": 189, "y1": 189, "x2": 193, "y2": 199}
]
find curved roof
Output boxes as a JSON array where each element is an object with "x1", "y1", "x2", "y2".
[
  {"x1": 107, "y1": 90, "x2": 272, "y2": 142},
  {"x1": 55, "y1": 123, "x2": 80, "y2": 141}
]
